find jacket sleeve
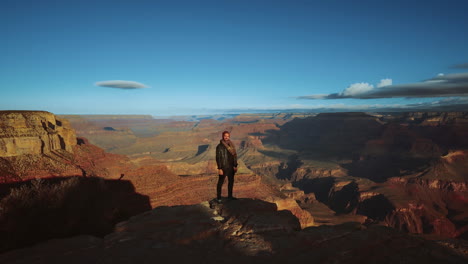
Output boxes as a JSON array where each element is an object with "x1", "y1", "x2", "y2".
[
  {"x1": 234, "y1": 154, "x2": 238, "y2": 168},
  {"x1": 215, "y1": 144, "x2": 222, "y2": 169}
]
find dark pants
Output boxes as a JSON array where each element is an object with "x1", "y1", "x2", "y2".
[{"x1": 217, "y1": 168, "x2": 235, "y2": 199}]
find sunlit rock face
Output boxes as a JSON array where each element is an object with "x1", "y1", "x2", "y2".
[
  {"x1": 0, "y1": 112, "x2": 132, "y2": 182},
  {"x1": 0, "y1": 111, "x2": 76, "y2": 157}
]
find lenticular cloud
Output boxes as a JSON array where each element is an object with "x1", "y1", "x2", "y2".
[{"x1": 95, "y1": 80, "x2": 149, "y2": 89}]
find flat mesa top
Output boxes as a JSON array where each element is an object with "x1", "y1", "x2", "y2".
[{"x1": 0, "y1": 110, "x2": 52, "y2": 114}]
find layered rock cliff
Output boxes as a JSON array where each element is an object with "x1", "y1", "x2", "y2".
[
  {"x1": 0, "y1": 111, "x2": 82, "y2": 182},
  {"x1": 0, "y1": 112, "x2": 140, "y2": 182},
  {"x1": 0, "y1": 111, "x2": 76, "y2": 156}
]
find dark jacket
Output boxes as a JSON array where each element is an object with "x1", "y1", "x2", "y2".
[{"x1": 216, "y1": 143, "x2": 238, "y2": 170}]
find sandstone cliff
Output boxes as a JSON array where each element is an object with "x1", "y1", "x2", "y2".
[
  {"x1": 0, "y1": 111, "x2": 82, "y2": 182},
  {"x1": 0, "y1": 112, "x2": 147, "y2": 182},
  {"x1": 0, "y1": 111, "x2": 76, "y2": 156}
]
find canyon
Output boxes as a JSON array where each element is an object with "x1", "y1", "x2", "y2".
[
  {"x1": 0, "y1": 110, "x2": 467, "y2": 261},
  {"x1": 61, "y1": 111, "x2": 468, "y2": 239}
]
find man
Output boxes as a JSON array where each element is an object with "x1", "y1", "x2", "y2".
[{"x1": 215, "y1": 130, "x2": 238, "y2": 202}]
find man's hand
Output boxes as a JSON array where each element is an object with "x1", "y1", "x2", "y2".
[
  {"x1": 218, "y1": 169, "x2": 224, "y2": 175},
  {"x1": 234, "y1": 167, "x2": 238, "y2": 173}
]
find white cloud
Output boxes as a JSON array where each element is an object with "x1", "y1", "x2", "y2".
[
  {"x1": 337, "y1": 79, "x2": 393, "y2": 98},
  {"x1": 341, "y1": 82, "x2": 374, "y2": 96},
  {"x1": 377, "y1": 78, "x2": 392, "y2": 88}
]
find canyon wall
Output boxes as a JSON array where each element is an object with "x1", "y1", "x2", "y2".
[{"x1": 0, "y1": 111, "x2": 76, "y2": 157}]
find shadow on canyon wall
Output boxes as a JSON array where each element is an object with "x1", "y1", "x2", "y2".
[
  {"x1": 356, "y1": 194, "x2": 395, "y2": 221},
  {"x1": 294, "y1": 177, "x2": 395, "y2": 219},
  {"x1": 0, "y1": 176, "x2": 151, "y2": 253},
  {"x1": 341, "y1": 156, "x2": 432, "y2": 183},
  {"x1": 276, "y1": 154, "x2": 303, "y2": 181},
  {"x1": 293, "y1": 177, "x2": 335, "y2": 202},
  {"x1": 261, "y1": 113, "x2": 384, "y2": 160}
]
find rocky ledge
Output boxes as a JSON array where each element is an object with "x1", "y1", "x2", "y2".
[{"x1": 1, "y1": 198, "x2": 466, "y2": 264}]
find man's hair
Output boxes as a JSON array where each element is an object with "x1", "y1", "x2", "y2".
[{"x1": 222, "y1": 130, "x2": 230, "y2": 137}]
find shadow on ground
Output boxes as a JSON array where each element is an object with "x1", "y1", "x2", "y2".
[{"x1": 0, "y1": 176, "x2": 151, "y2": 253}]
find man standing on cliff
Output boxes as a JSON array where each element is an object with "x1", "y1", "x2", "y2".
[{"x1": 216, "y1": 130, "x2": 238, "y2": 202}]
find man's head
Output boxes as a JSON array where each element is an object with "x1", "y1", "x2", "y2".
[{"x1": 222, "y1": 131, "x2": 230, "y2": 141}]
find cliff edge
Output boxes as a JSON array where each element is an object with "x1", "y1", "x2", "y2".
[{"x1": 0, "y1": 198, "x2": 466, "y2": 264}]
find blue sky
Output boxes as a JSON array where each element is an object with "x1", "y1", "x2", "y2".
[{"x1": 1, "y1": 0, "x2": 468, "y2": 115}]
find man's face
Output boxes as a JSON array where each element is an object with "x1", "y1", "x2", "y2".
[{"x1": 223, "y1": 133, "x2": 230, "y2": 141}]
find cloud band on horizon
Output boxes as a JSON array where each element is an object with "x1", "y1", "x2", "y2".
[
  {"x1": 450, "y1": 63, "x2": 468, "y2": 69},
  {"x1": 298, "y1": 72, "x2": 468, "y2": 100},
  {"x1": 215, "y1": 97, "x2": 468, "y2": 114},
  {"x1": 95, "y1": 80, "x2": 149, "y2": 89}
]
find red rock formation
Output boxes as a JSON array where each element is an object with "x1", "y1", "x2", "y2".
[
  {"x1": 360, "y1": 177, "x2": 468, "y2": 239},
  {"x1": 72, "y1": 137, "x2": 135, "y2": 179}
]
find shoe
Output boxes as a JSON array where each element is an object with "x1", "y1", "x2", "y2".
[
  {"x1": 228, "y1": 197, "x2": 238, "y2": 200},
  {"x1": 216, "y1": 198, "x2": 222, "y2": 203}
]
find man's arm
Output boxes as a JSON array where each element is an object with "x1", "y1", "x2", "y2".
[
  {"x1": 215, "y1": 144, "x2": 222, "y2": 169},
  {"x1": 216, "y1": 145, "x2": 224, "y2": 175}
]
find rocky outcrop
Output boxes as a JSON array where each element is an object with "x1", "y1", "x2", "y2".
[
  {"x1": 0, "y1": 112, "x2": 138, "y2": 182},
  {"x1": 0, "y1": 111, "x2": 76, "y2": 157},
  {"x1": 265, "y1": 196, "x2": 315, "y2": 228},
  {"x1": 357, "y1": 177, "x2": 468, "y2": 239},
  {"x1": 293, "y1": 173, "x2": 468, "y2": 239},
  {"x1": 1, "y1": 199, "x2": 466, "y2": 263},
  {"x1": 0, "y1": 111, "x2": 82, "y2": 182}
]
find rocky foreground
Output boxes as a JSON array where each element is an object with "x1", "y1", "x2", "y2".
[{"x1": 1, "y1": 198, "x2": 467, "y2": 264}]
